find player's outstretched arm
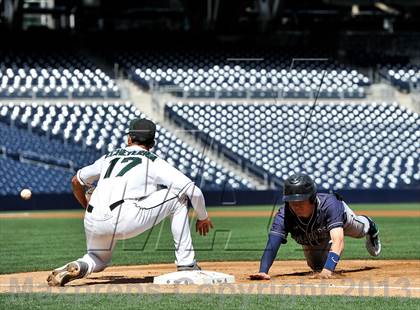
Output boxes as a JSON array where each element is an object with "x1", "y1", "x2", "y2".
[
  {"x1": 183, "y1": 183, "x2": 208, "y2": 220},
  {"x1": 329, "y1": 227, "x2": 344, "y2": 255},
  {"x1": 312, "y1": 227, "x2": 344, "y2": 279},
  {"x1": 186, "y1": 184, "x2": 214, "y2": 236},
  {"x1": 250, "y1": 233, "x2": 283, "y2": 280},
  {"x1": 154, "y1": 159, "x2": 210, "y2": 221},
  {"x1": 153, "y1": 158, "x2": 214, "y2": 235},
  {"x1": 71, "y1": 175, "x2": 88, "y2": 209}
]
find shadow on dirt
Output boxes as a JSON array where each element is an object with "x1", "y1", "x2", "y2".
[
  {"x1": 272, "y1": 266, "x2": 378, "y2": 277},
  {"x1": 72, "y1": 275, "x2": 155, "y2": 286}
]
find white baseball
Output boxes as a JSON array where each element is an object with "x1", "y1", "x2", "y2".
[{"x1": 20, "y1": 188, "x2": 32, "y2": 200}]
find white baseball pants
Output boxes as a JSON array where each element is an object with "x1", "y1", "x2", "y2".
[{"x1": 75, "y1": 189, "x2": 195, "y2": 276}]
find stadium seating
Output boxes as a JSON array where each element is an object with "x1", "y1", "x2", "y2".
[
  {"x1": 0, "y1": 120, "x2": 100, "y2": 168},
  {"x1": 117, "y1": 50, "x2": 370, "y2": 99},
  {"x1": 0, "y1": 157, "x2": 73, "y2": 195},
  {"x1": 165, "y1": 100, "x2": 420, "y2": 190},
  {"x1": 380, "y1": 65, "x2": 419, "y2": 93},
  {"x1": 0, "y1": 51, "x2": 120, "y2": 98},
  {"x1": 0, "y1": 101, "x2": 253, "y2": 195}
]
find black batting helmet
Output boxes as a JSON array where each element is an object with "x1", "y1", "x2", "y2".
[{"x1": 283, "y1": 173, "x2": 317, "y2": 202}]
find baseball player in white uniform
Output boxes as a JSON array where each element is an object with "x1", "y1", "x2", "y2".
[{"x1": 47, "y1": 118, "x2": 213, "y2": 286}]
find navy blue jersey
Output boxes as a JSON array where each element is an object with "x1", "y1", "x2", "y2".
[{"x1": 270, "y1": 193, "x2": 346, "y2": 246}]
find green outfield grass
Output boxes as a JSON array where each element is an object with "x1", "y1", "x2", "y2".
[
  {"x1": 0, "y1": 293, "x2": 419, "y2": 310},
  {"x1": 1, "y1": 203, "x2": 419, "y2": 308},
  {"x1": 0, "y1": 204, "x2": 419, "y2": 274},
  {"x1": 207, "y1": 203, "x2": 420, "y2": 211},
  {"x1": 1, "y1": 202, "x2": 418, "y2": 215}
]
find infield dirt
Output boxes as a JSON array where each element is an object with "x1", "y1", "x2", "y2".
[
  {"x1": 1, "y1": 260, "x2": 419, "y2": 297},
  {"x1": 1, "y1": 209, "x2": 418, "y2": 298}
]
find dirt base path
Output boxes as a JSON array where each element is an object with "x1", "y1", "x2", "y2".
[{"x1": 1, "y1": 260, "x2": 419, "y2": 298}]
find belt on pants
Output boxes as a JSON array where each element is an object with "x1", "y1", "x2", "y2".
[
  {"x1": 86, "y1": 197, "x2": 146, "y2": 213},
  {"x1": 86, "y1": 199, "x2": 124, "y2": 213}
]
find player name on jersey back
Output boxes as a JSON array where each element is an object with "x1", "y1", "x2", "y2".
[{"x1": 105, "y1": 148, "x2": 158, "y2": 161}]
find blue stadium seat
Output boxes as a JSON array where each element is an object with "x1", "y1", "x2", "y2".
[
  {"x1": 0, "y1": 157, "x2": 72, "y2": 195},
  {"x1": 380, "y1": 65, "x2": 419, "y2": 93},
  {"x1": 0, "y1": 101, "x2": 253, "y2": 195},
  {"x1": 116, "y1": 50, "x2": 370, "y2": 99},
  {"x1": 0, "y1": 52, "x2": 120, "y2": 99},
  {"x1": 165, "y1": 100, "x2": 420, "y2": 190}
]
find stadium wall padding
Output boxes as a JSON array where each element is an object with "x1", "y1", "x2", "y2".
[{"x1": 0, "y1": 189, "x2": 419, "y2": 211}]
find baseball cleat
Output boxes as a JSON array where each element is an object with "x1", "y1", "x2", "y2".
[
  {"x1": 177, "y1": 261, "x2": 201, "y2": 271},
  {"x1": 364, "y1": 216, "x2": 381, "y2": 257},
  {"x1": 46, "y1": 261, "x2": 88, "y2": 286}
]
